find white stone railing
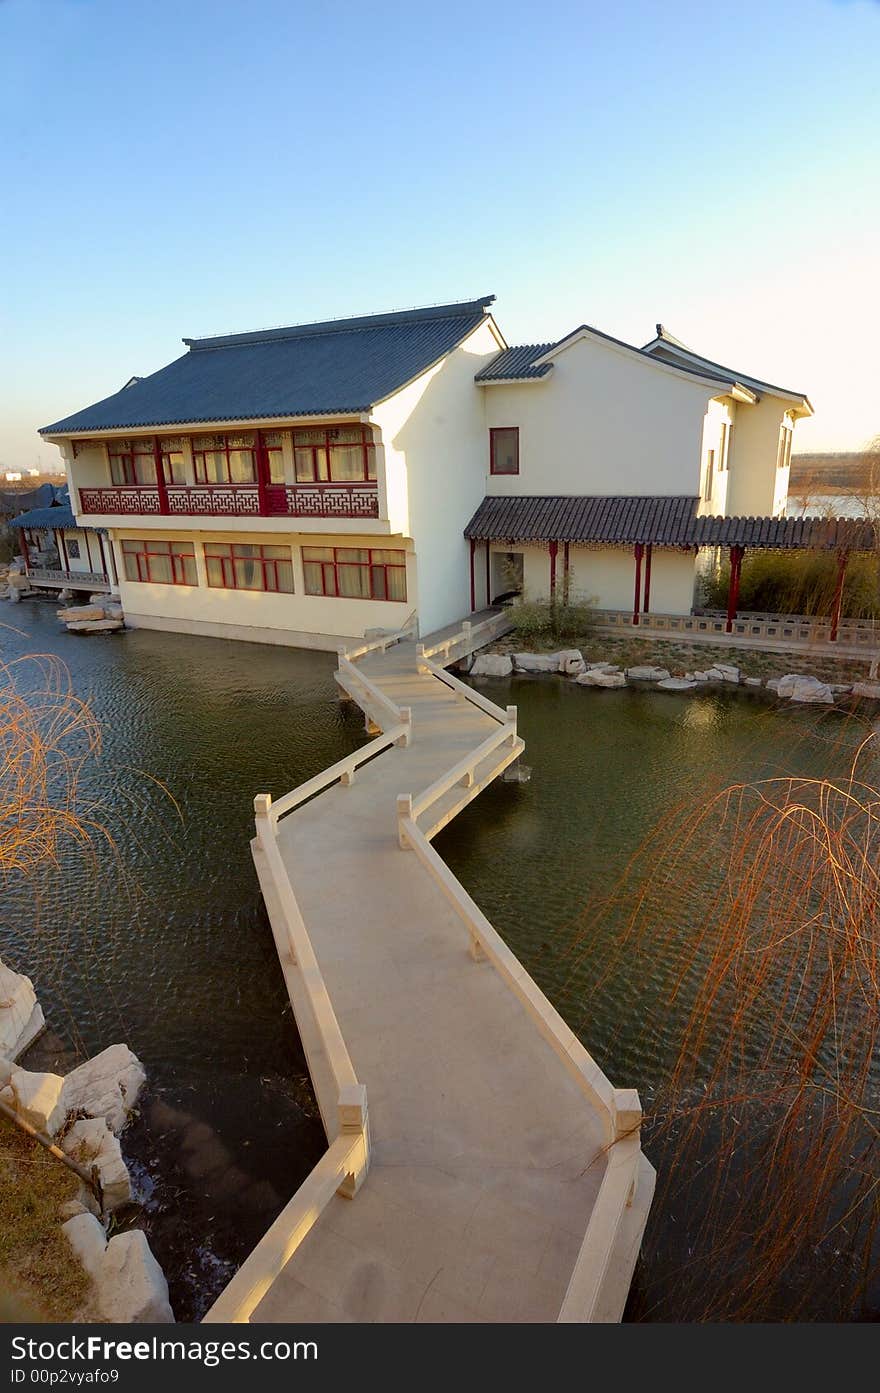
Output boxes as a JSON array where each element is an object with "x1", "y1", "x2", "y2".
[
  {"x1": 419, "y1": 610, "x2": 513, "y2": 663},
  {"x1": 395, "y1": 811, "x2": 644, "y2": 1322},
  {"x1": 268, "y1": 721, "x2": 412, "y2": 825},
  {"x1": 416, "y1": 651, "x2": 512, "y2": 724},
  {"x1": 202, "y1": 1126, "x2": 368, "y2": 1324},
  {"x1": 592, "y1": 607, "x2": 880, "y2": 650},
  {"x1": 336, "y1": 653, "x2": 409, "y2": 731},
  {"x1": 203, "y1": 784, "x2": 374, "y2": 1323},
  {"x1": 340, "y1": 611, "x2": 418, "y2": 661},
  {"x1": 397, "y1": 715, "x2": 520, "y2": 842}
]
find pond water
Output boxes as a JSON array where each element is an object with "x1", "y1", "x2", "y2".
[{"x1": 2, "y1": 601, "x2": 877, "y2": 1320}]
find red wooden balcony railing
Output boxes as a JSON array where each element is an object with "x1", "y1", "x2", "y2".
[{"x1": 78, "y1": 482, "x2": 380, "y2": 520}]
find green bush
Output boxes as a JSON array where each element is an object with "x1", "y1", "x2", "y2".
[
  {"x1": 701, "y1": 550, "x2": 880, "y2": 619},
  {"x1": 509, "y1": 595, "x2": 596, "y2": 643}
]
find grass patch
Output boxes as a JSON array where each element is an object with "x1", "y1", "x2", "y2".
[
  {"x1": 508, "y1": 597, "x2": 597, "y2": 645},
  {"x1": 701, "y1": 550, "x2": 880, "y2": 619},
  {"x1": 0, "y1": 1114, "x2": 92, "y2": 1321}
]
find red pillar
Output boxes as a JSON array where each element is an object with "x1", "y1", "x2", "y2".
[
  {"x1": 469, "y1": 538, "x2": 476, "y2": 613},
  {"x1": 726, "y1": 545, "x2": 744, "y2": 632},
  {"x1": 20, "y1": 530, "x2": 31, "y2": 572},
  {"x1": 563, "y1": 541, "x2": 570, "y2": 605},
  {"x1": 97, "y1": 532, "x2": 110, "y2": 585},
  {"x1": 153, "y1": 437, "x2": 170, "y2": 515},
  {"x1": 643, "y1": 543, "x2": 653, "y2": 615},
  {"x1": 485, "y1": 542, "x2": 491, "y2": 608},
  {"x1": 632, "y1": 543, "x2": 644, "y2": 624},
  {"x1": 549, "y1": 540, "x2": 558, "y2": 603},
  {"x1": 830, "y1": 550, "x2": 849, "y2": 642},
  {"x1": 255, "y1": 429, "x2": 271, "y2": 516}
]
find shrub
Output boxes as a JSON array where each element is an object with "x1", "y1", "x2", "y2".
[
  {"x1": 509, "y1": 594, "x2": 597, "y2": 644},
  {"x1": 701, "y1": 550, "x2": 880, "y2": 619}
]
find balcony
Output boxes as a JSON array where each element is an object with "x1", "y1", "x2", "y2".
[{"x1": 78, "y1": 482, "x2": 380, "y2": 520}]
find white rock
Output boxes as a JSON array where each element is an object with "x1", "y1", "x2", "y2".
[
  {"x1": 6, "y1": 1068, "x2": 66, "y2": 1135},
  {"x1": 684, "y1": 672, "x2": 695, "y2": 681},
  {"x1": 58, "y1": 605, "x2": 105, "y2": 622},
  {"x1": 88, "y1": 594, "x2": 110, "y2": 607},
  {"x1": 65, "y1": 620, "x2": 124, "y2": 633},
  {"x1": 62, "y1": 1117, "x2": 132, "y2": 1211},
  {"x1": 59, "y1": 1199, "x2": 90, "y2": 1221},
  {"x1": 0, "y1": 961, "x2": 45, "y2": 1060},
  {"x1": 553, "y1": 649, "x2": 586, "y2": 675},
  {"x1": 63, "y1": 1212, "x2": 107, "y2": 1279},
  {"x1": 766, "y1": 677, "x2": 781, "y2": 692},
  {"x1": 656, "y1": 677, "x2": 698, "y2": 691},
  {"x1": 626, "y1": 665, "x2": 671, "y2": 681},
  {"x1": 705, "y1": 667, "x2": 725, "y2": 681},
  {"x1": 715, "y1": 663, "x2": 740, "y2": 683},
  {"x1": 852, "y1": 681, "x2": 880, "y2": 700},
  {"x1": 744, "y1": 677, "x2": 763, "y2": 687},
  {"x1": 63, "y1": 1218, "x2": 174, "y2": 1323},
  {"x1": 62, "y1": 1045, "x2": 146, "y2": 1134},
  {"x1": 789, "y1": 677, "x2": 834, "y2": 704},
  {"x1": 576, "y1": 670, "x2": 626, "y2": 688},
  {"x1": 470, "y1": 653, "x2": 513, "y2": 677},
  {"x1": 104, "y1": 605, "x2": 125, "y2": 620},
  {"x1": 775, "y1": 673, "x2": 803, "y2": 697},
  {"x1": 587, "y1": 662, "x2": 621, "y2": 673},
  {"x1": 693, "y1": 671, "x2": 710, "y2": 682},
  {"x1": 512, "y1": 653, "x2": 558, "y2": 673},
  {"x1": 830, "y1": 683, "x2": 852, "y2": 694},
  {"x1": 98, "y1": 1231, "x2": 174, "y2": 1323}
]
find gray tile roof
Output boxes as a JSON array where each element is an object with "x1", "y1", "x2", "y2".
[
  {"x1": 10, "y1": 503, "x2": 76, "y2": 530},
  {"x1": 474, "y1": 344, "x2": 554, "y2": 382},
  {"x1": 41, "y1": 297, "x2": 496, "y2": 434},
  {"x1": 464, "y1": 495, "x2": 877, "y2": 550}
]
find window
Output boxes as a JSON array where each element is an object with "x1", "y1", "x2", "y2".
[
  {"x1": 704, "y1": 449, "x2": 715, "y2": 501},
  {"x1": 302, "y1": 547, "x2": 406, "y2": 602},
  {"x1": 160, "y1": 437, "x2": 186, "y2": 485},
  {"x1": 490, "y1": 427, "x2": 519, "y2": 475},
  {"x1": 122, "y1": 538, "x2": 197, "y2": 585},
  {"x1": 67, "y1": 539, "x2": 81, "y2": 560},
  {"x1": 193, "y1": 433, "x2": 257, "y2": 485},
  {"x1": 204, "y1": 543, "x2": 293, "y2": 593},
  {"x1": 777, "y1": 424, "x2": 793, "y2": 472},
  {"x1": 264, "y1": 431, "x2": 285, "y2": 484},
  {"x1": 719, "y1": 422, "x2": 729, "y2": 471},
  {"x1": 109, "y1": 439, "x2": 157, "y2": 486},
  {"x1": 293, "y1": 426, "x2": 376, "y2": 484}
]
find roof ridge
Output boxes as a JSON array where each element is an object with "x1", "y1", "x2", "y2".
[{"x1": 184, "y1": 297, "x2": 495, "y2": 351}]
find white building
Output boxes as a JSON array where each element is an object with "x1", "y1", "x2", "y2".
[{"x1": 40, "y1": 297, "x2": 815, "y2": 647}]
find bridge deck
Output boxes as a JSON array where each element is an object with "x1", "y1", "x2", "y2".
[{"x1": 246, "y1": 638, "x2": 641, "y2": 1323}]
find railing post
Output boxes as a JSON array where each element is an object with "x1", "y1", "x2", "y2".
[
  {"x1": 397, "y1": 707, "x2": 412, "y2": 746},
  {"x1": 336, "y1": 1083, "x2": 370, "y2": 1198},
  {"x1": 415, "y1": 643, "x2": 428, "y2": 675},
  {"x1": 506, "y1": 705, "x2": 517, "y2": 739},
  {"x1": 254, "y1": 792, "x2": 273, "y2": 840},
  {"x1": 340, "y1": 762, "x2": 356, "y2": 786},
  {"x1": 397, "y1": 794, "x2": 413, "y2": 848},
  {"x1": 612, "y1": 1087, "x2": 642, "y2": 1143}
]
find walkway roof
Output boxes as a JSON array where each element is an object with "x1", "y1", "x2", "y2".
[
  {"x1": 464, "y1": 495, "x2": 877, "y2": 551},
  {"x1": 41, "y1": 297, "x2": 498, "y2": 435},
  {"x1": 10, "y1": 504, "x2": 77, "y2": 530}
]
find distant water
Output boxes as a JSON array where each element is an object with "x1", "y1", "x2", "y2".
[{"x1": 785, "y1": 492, "x2": 867, "y2": 518}]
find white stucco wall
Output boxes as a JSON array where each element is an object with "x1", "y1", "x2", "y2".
[
  {"x1": 725, "y1": 400, "x2": 795, "y2": 517},
  {"x1": 697, "y1": 398, "x2": 736, "y2": 517},
  {"x1": 482, "y1": 335, "x2": 718, "y2": 498},
  {"x1": 518, "y1": 542, "x2": 696, "y2": 615},
  {"x1": 111, "y1": 528, "x2": 415, "y2": 648},
  {"x1": 373, "y1": 319, "x2": 501, "y2": 634}
]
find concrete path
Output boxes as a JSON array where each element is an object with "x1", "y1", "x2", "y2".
[{"x1": 251, "y1": 640, "x2": 612, "y2": 1323}]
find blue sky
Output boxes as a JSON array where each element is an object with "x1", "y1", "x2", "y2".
[{"x1": 2, "y1": 0, "x2": 878, "y2": 468}]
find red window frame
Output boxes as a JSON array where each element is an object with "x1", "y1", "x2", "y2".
[
  {"x1": 302, "y1": 547, "x2": 407, "y2": 602},
  {"x1": 204, "y1": 542, "x2": 294, "y2": 593},
  {"x1": 293, "y1": 426, "x2": 376, "y2": 484},
  {"x1": 192, "y1": 434, "x2": 257, "y2": 485},
  {"x1": 489, "y1": 427, "x2": 519, "y2": 476},
  {"x1": 121, "y1": 538, "x2": 196, "y2": 585},
  {"x1": 108, "y1": 439, "x2": 157, "y2": 486}
]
